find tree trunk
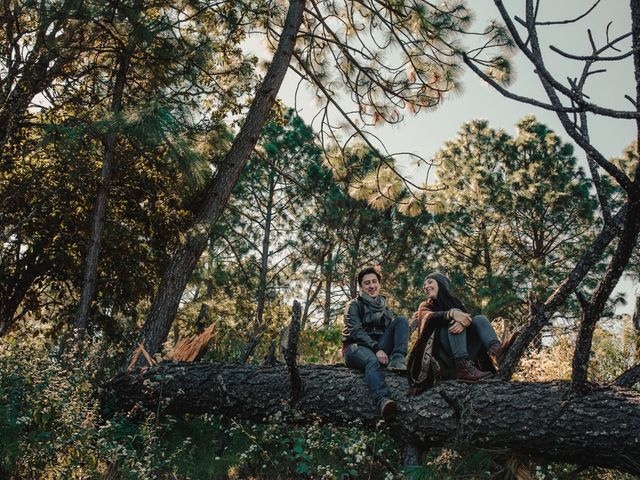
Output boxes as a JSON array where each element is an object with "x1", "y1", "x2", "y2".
[
  {"x1": 0, "y1": 48, "x2": 62, "y2": 154},
  {"x1": 633, "y1": 293, "x2": 640, "y2": 333},
  {"x1": 0, "y1": 265, "x2": 46, "y2": 336},
  {"x1": 256, "y1": 173, "x2": 276, "y2": 326},
  {"x1": 105, "y1": 362, "x2": 640, "y2": 475},
  {"x1": 74, "y1": 52, "x2": 131, "y2": 335},
  {"x1": 127, "y1": 0, "x2": 306, "y2": 367},
  {"x1": 0, "y1": 286, "x2": 30, "y2": 336},
  {"x1": 239, "y1": 173, "x2": 275, "y2": 364},
  {"x1": 499, "y1": 206, "x2": 627, "y2": 379},
  {"x1": 572, "y1": 200, "x2": 640, "y2": 385},
  {"x1": 632, "y1": 0, "x2": 640, "y2": 170},
  {"x1": 402, "y1": 444, "x2": 424, "y2": 467},
  {"x1": 283, "y1": 300, "x2": 302, "y2": 402},
  {"x1": 0, "y1": 6, "x2": 80, "y2": 159},
  {"x1": 0, "y1": 238, "x2": 52, "y2": 336},
  {"x1": 239, "y1": 173, "x2": 274, "y2": 362},
  {"x1": 323, "y1": 255, "x2": 333, "y2": 326},
  {"x1": 480, "y1": 221, "x2": 493, "y2": 290},
  {"x1": 348, "y1": 233, "x2": 361, "y2": 299},
  {"x1": 614, "y1": 361, "x2": 640, "y2": 388},
  {"x1": 301, "y1": 277, "x2": 322, "y2": 330}
]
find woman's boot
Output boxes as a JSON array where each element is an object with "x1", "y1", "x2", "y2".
[
  {"x1": 487, "y1": 331, "x2": 519, "y2": 371},
  {"x1": 455, "y1": 359, "x2": 492, "y2": 382},
  {"x1": 487, "y1": 342, "x2": 506, "y2": 371}
]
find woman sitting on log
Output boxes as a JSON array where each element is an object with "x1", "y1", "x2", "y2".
[{"x1": 407, "y1": 272, "x2": 511, "y2": 392}]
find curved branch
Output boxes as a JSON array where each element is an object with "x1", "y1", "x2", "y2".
[
  {"x1": 534, "y1": 0, "x2": 602, "y2": 26},
  {"x1": 550, "y1": 44, "x2": 636, "y2": 62},
  {"x1": 492, "y1": 0, "x2": 639, "y2": 120},
  {"x1": 290, "y1": 54, "x2": 427, "y2": 197},
  {"x1": 461, "y1": 53, "x2": 585, "y2": 114}
]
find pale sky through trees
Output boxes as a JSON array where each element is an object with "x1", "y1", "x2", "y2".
[{"x1": 248, "y1": 0, "x2": 637, "y2": 314}]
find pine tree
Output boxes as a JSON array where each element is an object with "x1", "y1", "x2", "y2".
[{"x1": 426, "y1": 117, "x2": 596, "y2": 323}]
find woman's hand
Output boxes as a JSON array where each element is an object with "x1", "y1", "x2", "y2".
[
  {"x1": 448, "y1": 309, "x2": 471, "y2": 334},
  {"x1": 450, "y1": 309, "x2": 472, "y2": 327},
  {"x1": 448, "y1": 321, "x2": 465, "y2": 334}
]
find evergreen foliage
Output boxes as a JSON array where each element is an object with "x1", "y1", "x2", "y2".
[
  {"x1": 1, "y1": 0, "x2": 639, "y2": 477},
  {"x1": 426, "y1": 117, "x2": 597, "y2": 323}
]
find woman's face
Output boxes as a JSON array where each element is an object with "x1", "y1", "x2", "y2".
[{"x1": 423, "y1": 278, "x2": 439, "y2": 300}]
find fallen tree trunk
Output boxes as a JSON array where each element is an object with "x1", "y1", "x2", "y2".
[{"x1": 105, "y1": 362, "x2": 640, "y2": 474}]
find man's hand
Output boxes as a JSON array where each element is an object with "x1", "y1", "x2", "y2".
[{"x1": 376, "y1": 350, "x2": 388, "y2": 364}]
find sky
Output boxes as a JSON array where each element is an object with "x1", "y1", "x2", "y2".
[{"x1": 254, "y1": 1, "x2": 638, "y2": 314}]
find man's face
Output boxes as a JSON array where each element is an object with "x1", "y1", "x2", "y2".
[{"x1": 360, "y1": 273, "x2": 381, "y2": 298}]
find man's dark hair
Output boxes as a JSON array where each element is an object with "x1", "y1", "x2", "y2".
[{"x1": 357, "y1": 266, "x2": 381, "y2": 286}]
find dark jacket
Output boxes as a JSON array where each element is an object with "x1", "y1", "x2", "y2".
[
  {"x1": 342, "y1": 295, "x2": 393, "y2": 352},
  {"x1": 407, "y1": 300, "x2": 495, "y2": 393}
]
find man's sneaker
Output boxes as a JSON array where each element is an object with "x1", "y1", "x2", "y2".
[
  {"x1": 388, "y1": 354, "x2": 407, "y2": 372},
  {"x1": 379, "y1": 398, "x2": 397, "y2": 420}
]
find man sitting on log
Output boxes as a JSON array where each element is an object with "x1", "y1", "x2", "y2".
[{"x1": 342, "y1": 266, "x2": 409, "y2": 419}]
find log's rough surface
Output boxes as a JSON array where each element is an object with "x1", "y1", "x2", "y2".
[{"x1": 105, "y1": 362, "x2": 640, "y2": 474}]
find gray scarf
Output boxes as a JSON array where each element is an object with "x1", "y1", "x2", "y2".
[{"x1": 359, "y1": 292, "x2": 388, "y2": 325}]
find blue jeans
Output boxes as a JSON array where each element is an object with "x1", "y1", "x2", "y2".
[
  {"x1": 446, "y1": 315, "x2": 499, "y2": 361},
  {"x1": 344, "y1": 316, "x2": 409, "y2": 404}
]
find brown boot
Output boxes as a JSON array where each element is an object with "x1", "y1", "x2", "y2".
[
  {"x1": 487, "y1": 331, "x2": 519, "y2": 371},
  {"x1": 487, "y1": 342, "x2": 506, "y2": 371},
  {"x1": 456, "y1": 359, "x2": 492, "y2": 383}
]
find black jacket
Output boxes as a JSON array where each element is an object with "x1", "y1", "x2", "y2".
[{"x1": 342, "y1": 295, "x2": 393, "y2": 351}]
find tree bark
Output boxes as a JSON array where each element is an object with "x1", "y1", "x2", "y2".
[
  {"x1": 74, "y1": 51, "x2": 131, "y2": 335},
  {"x1": 402, "y1": 444, "x2": 424, "y2": 467},
  {"x1": 631, "y1": 0, "x2": 640, "y2": 168},
  {"x1": 499, "y1": 206, "x2": 627, "y2": 379},
  {"x1": 106, "y1": 362, "x2": 640, "y2": 475},
  {"x1": 256, "y1": 172, "x2": 276, "y2": 328},
  {"x1": 0, "y1": 2, "x2": 83, "y2": 159},
  {"x1": 323, "y1": 254, "x2": 333, "y2": 326},
  {"x1": 572, "y1": 200, "x2": 640, "y2": 385},
  {"x1": 614, "y1": 361, "x2": 640, "y2": 388},
  {"x1": 239, "y1": 172, "x2": 276, "y2": 363},
  {"x1": 633, "y1": 293, "x2": 640, "y2": 333},
  {"x1": 128, "y1": 0, "x2": 306, "y2": 367},
  {"x1": 284, "y1": 300, "x2": 302, "y2": 402},
  {"x1": 0, "y1": 278, "x2": 34, "y2": 336},
  {"x1": 0, "y1": 235, "x2": 53, "y2": 336}
]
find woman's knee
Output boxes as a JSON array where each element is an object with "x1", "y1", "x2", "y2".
[
  {"x1": 471, "y1": 315, "x2": 497, "y2": 337},
  {"x1": 472, "y1": 315, "x2": 490, "y2": 327}
]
